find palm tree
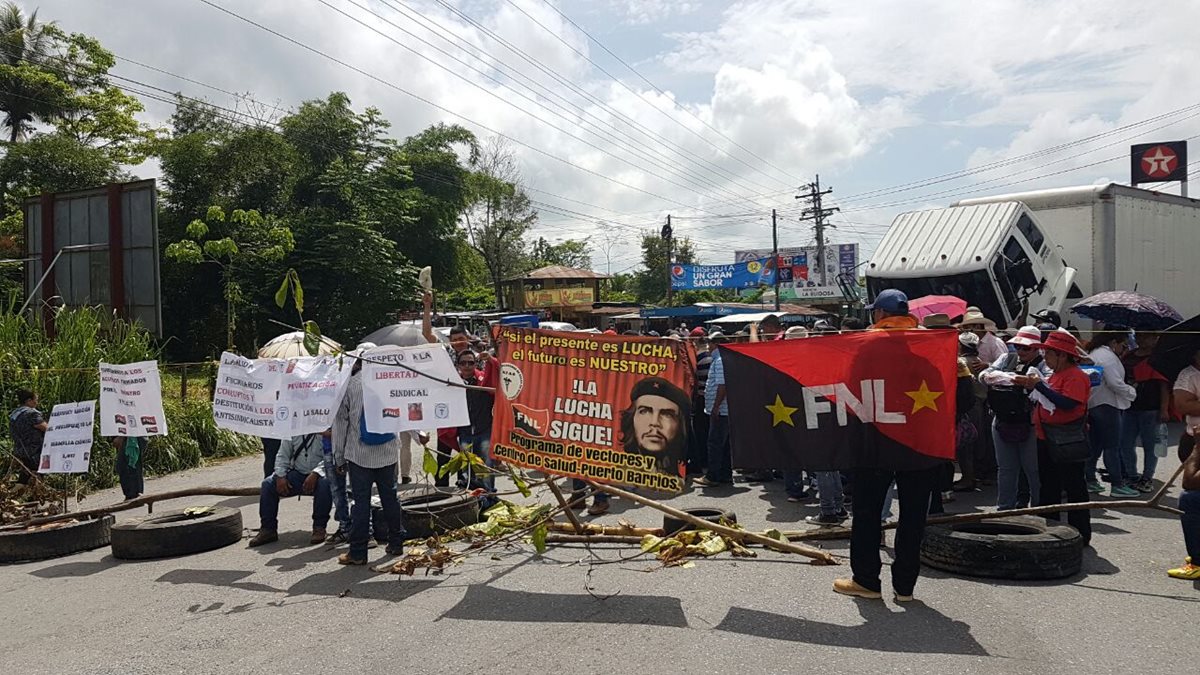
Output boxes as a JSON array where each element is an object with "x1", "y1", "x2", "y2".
[{"x1": 0, "y1": 2, "x2": 65, "y2": 143}]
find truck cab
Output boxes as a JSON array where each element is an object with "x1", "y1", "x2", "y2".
[{"x1": 865, "y1": 202, "x2": 1078, "y2": 328}]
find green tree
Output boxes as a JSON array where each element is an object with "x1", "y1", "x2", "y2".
[
  {"x1": 634, "y1": 231, "x2": 696, "y2": 304},
  {"x1": 164, "y1": 206, "x2": 294, "y2": 350},
  {"x1": 601, "y1": 272, "x2": 638, "y2": 303},
  {"x1": 463, "y1": 137, "x2": 537, "y2": 308},
  {"x1": 529, "y1": 236, "x2": 592, "y2": 270}
]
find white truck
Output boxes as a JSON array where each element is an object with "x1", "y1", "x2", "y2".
[{"x1": 864, "y1": 184, "x2": 1200, "y2": 328}]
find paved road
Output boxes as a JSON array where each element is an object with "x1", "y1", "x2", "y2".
[{"x1": 2, "y1": 447, "x2": 1197, "y2": 675}]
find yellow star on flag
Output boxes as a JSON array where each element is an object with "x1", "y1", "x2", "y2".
[
  {"x1": 905, "y1": 380, "x2": 943, "y2": 414},
  {"x1": 765, "y1": 395, "x2": 798, "y2": 427}
]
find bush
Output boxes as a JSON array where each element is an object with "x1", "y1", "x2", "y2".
[{"x1": 1, "y1": 305, "x2": 260, "y2": 493}]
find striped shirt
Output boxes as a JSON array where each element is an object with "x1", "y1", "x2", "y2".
[{"x1": 333, "y1": 372, "x2": 403, "y2": 469}]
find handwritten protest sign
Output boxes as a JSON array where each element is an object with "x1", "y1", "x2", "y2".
[
  {"x1": 99, "y1": 361, "x2": 167, "y2": 437},
  {"x1": 281, "y1": 356, "x2": 352, "y2": 435},
  {"x1": 212, "y1": 352, "x2": 286, "y2": 439},
  {"x1": 490, "y1": 328, "x2": 696, "y2": 493},
  {"x1": 38, "y1": 400, "x2": 96, "y2": 474},
  {"x1": 362, "y1": 345, "x2": 469, "y2": 433}
]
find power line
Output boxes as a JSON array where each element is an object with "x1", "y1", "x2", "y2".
[
  {"x1": 528, "y1": 0, "x2": 802, "y2": 187},
  {"x1": 323, "y1": 0, "x2": 781, "y2": 213},
  {"x1": 370, "y1": 0, "x2": 786, "y2": 201},
  {"x1": 194, "y1": 0, "x2": 747, "y2": 218}
]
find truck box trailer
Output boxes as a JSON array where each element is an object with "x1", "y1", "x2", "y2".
[{"x1": 865, "y1": 184, "x2": 1200, "y2": 328}]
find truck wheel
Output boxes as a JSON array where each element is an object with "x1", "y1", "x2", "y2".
[
  {"x1": 663, "y1": 507, "x2": 737, "y2": 535},
  {"x1": 400, "y1": 490, "x2": 480, "y2": 540},
  {"x1": 920, "y1": 515, "x2": 1082, "y2": 580},
  {"x1": 110, "y1": 507, "x2": 243, "y2": 560},
  {"x1": 0, "y1": 515, "x2": 115, "y2": 564}
]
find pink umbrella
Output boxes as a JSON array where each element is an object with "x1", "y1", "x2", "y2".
[{"x1": 908, "y1": 295, "x2": 968, "y2": 321}]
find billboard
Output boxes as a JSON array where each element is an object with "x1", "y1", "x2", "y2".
[
  {"x1": 734, "y1": 244, "x2": 858, "y2": 301},
  {"x1": 24, "y1": 180, "x2": 162, "y2": 335},
  {"x1": 524, "y1": 287, "x2": 594, "y2": 307},
  {"x1": 669, "y1": 257, "x2": 774, "y2": 290},
  {"x1": 1131, "y1": 141, "x2": 1188, "y2": 184}
]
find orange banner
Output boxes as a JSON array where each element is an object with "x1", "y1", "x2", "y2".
[
  {"x1": 523, "y1": 287, "x2": 595, "y2": 307},
  {"x1": 490, "y1": 327, "x2": 696, "y2": 493}
]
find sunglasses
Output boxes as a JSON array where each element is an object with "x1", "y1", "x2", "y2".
[
  {"x1": 1016, "y1": 345, "x2": 1037, "y2": 352},
  {"x1": 459, "y1": 359, "x2": 477, "y2": 366}
]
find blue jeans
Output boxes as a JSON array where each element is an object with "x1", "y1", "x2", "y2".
[
  {"x1": 1121, "y1": 409, "x2": 1159, "y2": 482},
  {"x1": 459, "y1": 432, "x2": 495, "y2": 492},
  {"x1": 705, "y1": 415, "x2": 731, "y2": 482},
  {"x1": 1181, "y1": 490, "x2": 1200, "y2": 561},
  {"x1": 325, "y1": 457, "x2": 351, "y2": 533},
  {"x1": 348, "y1": 462, "x2": 406, "y2": 560},
  {"x1": 814, "y1": 471, "x2": 844, "y2": 516},
  {"x1": 259, "y1": 469, "x2": 332, "y2": 532},
  {"x1": 1087, "y1": 405, "x2": 1127, "y2": 486},
  {"x1": 993, "y1": 423, "x2": 1039, "y2": 510}
]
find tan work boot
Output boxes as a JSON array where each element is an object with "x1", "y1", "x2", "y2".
[
  {"x1": 310, "y1": 528, "x2": 327, "y2": 545},
  {"x1": 832, "y1": 578, "x2": 882, "y2": 599},
  {"x1": 248, "y1": 529, "x2": 278, "y2": 547}
]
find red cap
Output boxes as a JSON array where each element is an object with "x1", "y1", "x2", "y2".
[
  {"x1": 690, "y1": 326, "x2": 707, "y2": 337},
  {"x1": 603, "y1": 328, "x2": 617, "y2": 335}
]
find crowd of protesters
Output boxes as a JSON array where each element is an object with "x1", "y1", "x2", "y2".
[{"x1": 10, "y1": 288, "x2": 1196, "y2": 587}]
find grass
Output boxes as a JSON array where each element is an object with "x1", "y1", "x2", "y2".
[{"x1": 1, "y1": 305, "x2": 259, "y2": 493}]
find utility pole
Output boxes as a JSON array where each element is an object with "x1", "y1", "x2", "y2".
[
  {"x1": 771, "y1": 208, "x2": 780, "y2": 311},
  {"x1": 662, "y1": 215, "x2": 673, "y2": 306},
  {"x1": 796, "y1": 174, "x2": 838, "y2": 286}
]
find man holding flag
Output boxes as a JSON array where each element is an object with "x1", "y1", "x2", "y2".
[{"x1": 720, "y1": 289, "x2": 956, "y2": 603}]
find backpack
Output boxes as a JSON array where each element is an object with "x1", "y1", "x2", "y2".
[{"x1": 359, "y1": 412, "x2": 396, "y2": 446}]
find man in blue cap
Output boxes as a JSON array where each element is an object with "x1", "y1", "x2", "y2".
[{"x1": 834, "y1": 288, "x2": 940, "y2": 603}]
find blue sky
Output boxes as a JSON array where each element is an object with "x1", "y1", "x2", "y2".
[{"x1": 26, "y1": 0, "x2": 1200, "y2": 272}]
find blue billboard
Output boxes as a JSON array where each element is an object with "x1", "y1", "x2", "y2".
[{"x1": 669, "y1": 257, "x2": 776, "y2": 290}]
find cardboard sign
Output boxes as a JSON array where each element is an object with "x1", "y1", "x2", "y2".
[
  {"x1": 490, "y1": 328, "x2": 696, "y2": 493},
  {"x1": 38, "y1": 401, "x2": 96, "y2": 474},
  {"x1": 212, "y1": 352, "x2": 286, "y2": 439},
  {"x1": 361, "y1": 345, "x2": 469, "y2": 433},
  {"x1": 99, "y1": 361, "x2": 168, "y2": 437},
  {"x1": 281, "y1": 355, "x2": 353, "y2": 435}
]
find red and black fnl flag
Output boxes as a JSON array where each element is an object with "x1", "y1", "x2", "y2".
[
  {"x1": 721, "y1": 330, "x2": 958, "y2": 471},
  {"x1": 1131, "y1": 141, "x2": 1188, "y2": 184}
]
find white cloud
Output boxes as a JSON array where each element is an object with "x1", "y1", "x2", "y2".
[
  {"x1": 17, "y1": 0, "x2": 1200, "y2": 269},
  {"x1": 603, "y1": 0, "x2": 700, "y2": 26}
]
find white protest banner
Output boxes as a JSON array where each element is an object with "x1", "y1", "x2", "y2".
[
  {"x1": 99, "y1": 361, "x2": 168, "y2": 437},
  {"x1": 362, "y1": 345, "x2": 469, "y2": 433},
  {"x1": 38, "y1": 400, "x2": 96, "y2": 474},
  {"x1": 212, "y1": 352, "x2": 287, "y2": 439},
  {"x1": 281, "y1": 356, "x2": 352, "y2": 435}
]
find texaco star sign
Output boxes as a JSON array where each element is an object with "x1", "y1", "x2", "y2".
[{"x1": 1141, "y1": 145, "x2": 1179, "y2": 179}]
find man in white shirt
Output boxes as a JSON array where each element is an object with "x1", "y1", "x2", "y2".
[
  {"x1": 333, "y1": 355, "x2": 408, "y2": 565},
  {"x1": 959, "y1": 307, "x2": 1008, "y2": 366},
  {"x1": 1085, "y1": 331, "x2": 1138, "y2": 496}
]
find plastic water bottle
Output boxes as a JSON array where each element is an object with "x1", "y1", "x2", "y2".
[{"x1": 1154, "y1": 423, "x2": 1170, "y2": 458}]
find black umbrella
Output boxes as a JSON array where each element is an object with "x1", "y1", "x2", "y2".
[
  {"x1": 1070, "y1": 290, "x2": 1183, "y2": 330},
  {"x1": 1150, "y1": 314, "x2": 1200, "y2": 382}
]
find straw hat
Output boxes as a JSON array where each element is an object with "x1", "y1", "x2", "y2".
[
  {"x1": 1007, "y1": 326, "x2": 1042, "y2": 347},
  {"x1": 921, "y1": 313, "x2": 953, "y2": 329},
  {"x1": 958, "y1": 307, "x2": 998, "y2": 332}
]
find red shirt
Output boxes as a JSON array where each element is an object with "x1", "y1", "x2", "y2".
[{"x1": 1034, "y1": 365, "x2": 1090, "y2": 439}]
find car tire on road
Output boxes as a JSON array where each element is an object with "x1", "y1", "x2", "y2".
[
  {"x1": 110, "y1": 507, "x2": 243, "y2": 560},
  {"x1": 663, "y1": 507, "x2": 738, "y2": 535},
  {"x1": 400, "y1": 489, "x2": 480, "y2": 540},
  {"x1": 920, "y1": 515, "x2": 1083, "y2": 580},
  {"x1": 0, "y1": 515, "x2": 115, "y2": 564}
]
